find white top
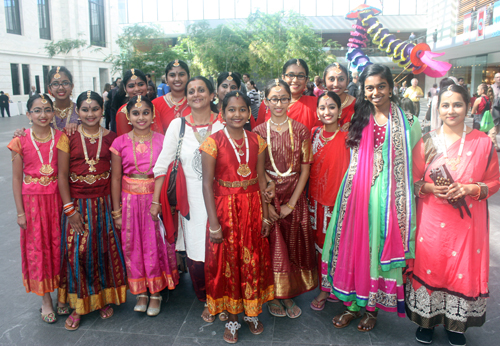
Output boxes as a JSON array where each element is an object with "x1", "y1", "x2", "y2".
[{"x1": 153, "y1": 117, "x2": 224, "y2": 262}]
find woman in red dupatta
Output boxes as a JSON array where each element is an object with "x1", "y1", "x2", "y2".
[
  {"x1": 308, "y1": 92, "x2": 350, "y2": 311},
  {"x1": 252, "y1": 59, "x2": 320, "y2": 131},
  {"x1": 324, "y1": 63, "x2": 356, "y2": 131},
  {"x1": 406, "y1": 84, "x2": 500, "y2": 346},
  {"x1": 152, "y1": 60, "x2": 191, "y2": 134}
]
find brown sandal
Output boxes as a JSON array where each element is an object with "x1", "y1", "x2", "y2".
[
  {"x1": 357, "y1": 311, "x2": 378, "y2": 332},
  {"x1": 332, "y1": 310, "x2": 362, "y2": 329}
]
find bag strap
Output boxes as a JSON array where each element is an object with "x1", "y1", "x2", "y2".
[{"x1": 172, "y1": 118, "x2": 186, "y2": 171}]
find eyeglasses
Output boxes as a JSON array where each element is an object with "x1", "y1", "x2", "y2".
[
  {"x1": 49, "y1": 81, "x2": 72, "y2": 88},
  {"x1": 29, "y1": 109, "x2": 54, "y2": 115},
  {"x1": 267, "y1": 97, "x2": 291, "y2": 105},
  {"x1": 284, "y1": 73, "x2": 307, "y2": 81}
]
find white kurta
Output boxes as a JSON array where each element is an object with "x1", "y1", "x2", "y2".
[{"x1": 153, "y1": 117, "x2": 224, "y2": 262}]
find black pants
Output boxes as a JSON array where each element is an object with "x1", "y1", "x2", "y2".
[{"x1": 0, "y1": 105, "x2": 10, "y2": 117}]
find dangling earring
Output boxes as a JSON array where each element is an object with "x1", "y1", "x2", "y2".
[
  {"x1": 265, "y1": 105, "x2": 269, "y2": 113},
  {"x1": 213, "y1": 96, "x2": 219, "y2": 105},
  {"x1": 127, "y1": 116, "x2": 131, "y2": 125},
  {"x1": 29, "y1": 119, "x2": 33, "y2": 125},
  {"x1": 125, "y1": 93, "x2": 129, "y2": 98}
]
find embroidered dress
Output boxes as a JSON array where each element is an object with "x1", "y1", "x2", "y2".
[
  {"x1": 110, "y1": 133, "x2": 179, "y2": 295},
  {"x1": 52, "y1": 103, "x2": 78, "y2": 131},
  {"x1": 57, "y1": 129, "x2": 127, "y2": 315},
  {"x1": 253, "y1": 95, "x2": 320, "y2": 131},
  {"x1": 152, "y1": 94, "x2": 190, "y2": 134},
  {"x1": 308, "y1": 127, "x2": 350, "y2": 292},
  {"x1": 322, "y1": 103, "x2": 421, "y2": 317},
  {"x1": 253, "y1": 119, "x2": 317, "y2": 299},
  {"x1": 8, "y1": 129, "x2": 65, "y2": 295},
  {"x1": 406, "y1": 130, "x2": 500, "y2": 332},
  {"x1": 200, "y1": 131, "x2": 274, "y2": 316},
  {"x1": 115, "y1": 104, "x2": 163, "y2": 136}
]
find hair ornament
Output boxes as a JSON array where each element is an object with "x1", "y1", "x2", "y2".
[
  {"x1": 444, "y1": 85, "x2": 454, "y2": 97},
  {"x1": 130, "y1": 68, "x2": 138, "y2": 81},
  {"x1": 322, "y1": 94, "x2": 329, "y2": 101},
  {"x1": 86, "y1": 90, "x2": 92, "y2": 104},
  {"x1": 227, "y1": 72, "x2": 234, "y2": 81},
  {"x1": 236, "y1": 92, "x2": 240, "y2": 98},
  {"x1": 173, "y1": 59, "x2": 180, "y2": 67},
  {"x1": 296, "y1": 59, "x2": 301, "y2": 66},
  {"x1": 274, "y1": 79, "x2": 282, "y2": 92},
  {"x1": 333, "y1": 62, "x2": 343, "y2": 75},
  {"x1": 40, "y1": 94, "x2": 48, "y2": 104},
  {"x1": 135, "y1": 95, "x2": 143, "y2": 108},
  {"x1": 54, "y1": 67, "x2": 61, "y2": 80}
]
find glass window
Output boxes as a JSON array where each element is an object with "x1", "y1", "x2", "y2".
[
  {"x1": 300, "y1": 0, "x2": 316, "y2": 16},
  {"x1": 127, "y1": 0, "x2": 142, "y2": 23},
  {"x1": 284, "y1": 0, "x2": 300, "y2": 13},
  {"x1": 189, "y1": 0, "x2": 204, "y2": 20},
  {"x1": 267, "y1": 0, "x2": 283, "y2": 14},
  {"x1": 219, "y1": 0, "x2": 235, "y2": 19},
  {"x1": 203, "y1": 0, "x2": 219, "y2": 19},
  {"x1": 38, "y1": 0, "x2": 51, "y2": 39},
  {"x1": 333, "y1": 1, "x2": 349, "y2": 16},
  {"x1": 22, "y1": 64, "x2": 30, "y2": 95},
  {"x1": 173, "y1": 0, "x2": 188, "y2": 21},
  {"x1": 43, "y1": 65, "x2": 50, "y2": 93},
  {"x1": 89, "y1": 0, "x2": 106, "y2": 47},
  {"x1": 143, "y1": 0, "x2": 157, "y2": 23},
  {"x1": 118, "y1": 0, "x2": 127, "y2": 24},
  {"x1": 317, "y1": 0, "x2": 333, "y2": 17},
  {"x1": 157, "y1": 0, "x2": 173, "y2": 22},
  {"x1": 399, "y1": 0, "x2": 416, "y2": 15},
  {"x1": 251, "y1": 0, "x2": 267, "y2": 13},
  {"x1": 235, "y1": 0, "x2": 251, "y2": 18},
  {"x1": 11, "y1": 64, "x2": 20, "y2": 96},
  {"x1": 5, "y1": 0, "x2": 22, "y2": 35},
  {"x1": 383, "y1": 0, "x2": 400, "y2": 15}
]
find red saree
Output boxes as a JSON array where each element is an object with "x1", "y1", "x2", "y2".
[
  {"x1": 201, "y1": 131, "x2": 274, "y2": 316},
  {"x1": 339, "y1": 99, "x2": 355, "y2": 127},
  {"x1": 152, "y1": 94, "x2": 190, "y2": 134}
]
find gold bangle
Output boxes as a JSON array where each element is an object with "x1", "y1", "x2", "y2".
[
  {"x1": 111, "y1": 208, "x2": 122, "y2": 216},
  {"x1": 17, "y1": 213, "x2": 25, "y2": 217},
  {"x1": 263, "y1": 218, "x2": 272, "y2": 225},
  {"x1": 286, "y1": 202, "x2": 295, "y2": 210},
  {"x1": 209, "y1": 225, "x2": 222, "y2": 233},
  {"x1": 152, "y1": 201, "x2": 162, "y2": 206},
  {"x1": 112, "y1": 213, "x2": 122, "y2": 220}
]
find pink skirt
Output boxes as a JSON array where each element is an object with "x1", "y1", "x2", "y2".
[{"x1": 21, "y1": 194, "x2": 62, "y2": 295}]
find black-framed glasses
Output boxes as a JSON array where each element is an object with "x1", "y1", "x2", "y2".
[
  {"x1": 267, "y1": 97, "x2": 291, "y2": 104},
  {"x1": 49, "y1": 81, "x2": 72, "y2": 88},
  {"x1": 284, "y1": 73, "x2": 307, "y2": 81}
]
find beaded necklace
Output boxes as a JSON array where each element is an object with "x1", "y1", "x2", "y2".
[{"x1": 266, "y1": 118, "x2": 294, "y2": 177}]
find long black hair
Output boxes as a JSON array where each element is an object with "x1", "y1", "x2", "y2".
[
  {"x1": 217, "y1": 72, "x2": 241, "y2": 89},
  {"x1": 282, "y1": 59, "x2": 309, "y2": 77},
  {"x1": 112, "y1": 68, "x2": 147, "y2": 112},
  {"x1": 165, "y1": 60, "x2": 190, "y2": 79},
  {"x1": 185, "y1": 76, "x2": 219, "y2": 113},
  {"x1": 76, "y1": 91, "x2": 104, "y2": 109},
  {"x1": 347, "y1": 64, "x2": 397, "y2": 148},
  {"x1": 27, "y1": 93, "x2": 53, "y2": 111}
]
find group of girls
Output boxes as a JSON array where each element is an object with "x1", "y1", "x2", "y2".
[{"x1": 9, "y1": 59, "x2": 498, "y2": 346}]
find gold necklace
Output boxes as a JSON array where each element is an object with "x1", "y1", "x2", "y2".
[
  {"x1": 53, "y1": 101, "x2": 74, "y2": 130},
  {"x1": 320, "y1": 126, "x2": 339, "y2": 143},
  {"x1": 79, "y1": 125, "x2": 103, "y2": 172},
  {"x1": 133, "y1": 131, "x2": 153, "y2": 144},
  {"x1": 270, "y1": 117, "x2": 289, "y2": 132},
  {"x1": 81, "y1": 126, "x2": 101, "y2": 144},
  {"x1": 31, "y1": 130, "x2": 52, "y2": 143},
  {"x1": 167, "y1": 93, "x2": 186, "y2": 112},
  {"x1": 132, "y1": 132, "x2": 153, "y2": 174},
  {"x1": 340, "y1": 94, "x2": 350, "y2": 109},
  {"x1": 288, "y1": 95, "x2": 302, "y2": 110},
  {"x1": 266, "y1": 119, "x2": 295, "y2": 177},
  {"x1": 230, "y1": 136, "x2": 245, "y2": 156},
  {"x1": 30, "y1": 128, "x2": 55, "y2": 176},
  {"x1": 187, "y1": 113, "x2": 215, "y2": 144}
]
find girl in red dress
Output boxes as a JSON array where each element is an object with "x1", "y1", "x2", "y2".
[
  {"x1": 9, "y1": 94, "x2": 67, "y2": 323},
  {"x1": 308, "y1": 92, "x2": 351, "y2": 310},
  {"x1": 201, "y1": 91, "x2": 273, "y2": 344},
  {"x1": 115, "y1": 68, "x2": 163, "y2": 136},
  {"x1": 323, "y1": 63, "x2": 356, "y2": 131}
]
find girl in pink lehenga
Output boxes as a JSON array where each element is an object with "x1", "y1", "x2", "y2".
[{"x1": 111, "y1": 95, "x2": 179, "y2": 317}]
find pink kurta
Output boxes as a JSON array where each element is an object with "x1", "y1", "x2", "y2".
[
  {"x1": 110, "y1": 133, "x2": 179, "y2": 294},
  {"x1": 406, "y1": 129, "x2": 500, "y2": 331},
  {"x1": 8, "y1": 129, "x2": 65, "y2": 295}
]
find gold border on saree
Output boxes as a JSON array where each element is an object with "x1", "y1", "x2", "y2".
[
  {"x1": 217, "y1": 177, "x2": 258, "y2": 190},
  {"x1": 70, "y1": 171, "x2": 110, "y2": 185}
]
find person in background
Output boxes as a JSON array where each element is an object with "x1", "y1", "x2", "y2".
[
  {"x1": 314, "y1": 76, "x2": 321, "y2": 87},
  {"x1": 147, "y1": 81, "x2": 157, "y2": 100},
  {"x1": 313, "y1": 78, "x2": 325, "y2": 98},
  {"x1": 404, "y1": 78, "x2": 424, "y2": 117},
  {"x1": 491, "y1": 73, "x2": 500, "y2": 99},
  {"x1": 489, "y1": 73, "x2": 500, "y2": 151},
  {"x1": 242, "y1": 73, "x2": 250, "y2": 85},
  {"x1": 234, "y1": 72, "x2": 247, "y2": 95},
  {"x1": 347, "y1": 71, "x2": 359, "y2": 98},
  {"x1": 145, "y1": 74, "x2": 151, "y2": 83},
  {"x1": 399, "y1": 80, "x2": 408, "y2": 98},
  {"x1": 157, "y1": 74, "x2": 170, "y2": 97},
  {"x1": 304, "y1": 81, "x2": 316, "y2": 97},
  {"x1": 102, "y1": 83, "x2": 112, "y2": 129},
  {"x1": 109, "y1": 77, "x2": 122, "y2": 132},
  {"x1": 393, "y1": 83, "x2": 399, "y2": 98},
  {"x1": 0, "y1": 91, "x2": 10, "y2": 118},
  {"x1": 471, "y1": 83, "x2": 491, "y2": 131},
  {"x1": 246, "y1": 80, "x2": 260, "y2": 120},
  {"x1": 29, "y1": 86, "x2": 37, "y2": 97}
]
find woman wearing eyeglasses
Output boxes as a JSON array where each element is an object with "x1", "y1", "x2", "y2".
[
  {"x1": 252, "y1": 59, "x2": 320, "y2": 131},
  {"x1": 47, "y1": 67, "x2": 79, "y2": 134}
]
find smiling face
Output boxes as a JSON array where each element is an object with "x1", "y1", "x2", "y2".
[
  {"x1": 186, "y1": 79, "x2": 214, "y2": 110},
  {"x1": 27, "y1": 98, "x2": 54, "y2": 127},
  {"x1": 317, "y1": 96, "x2": 340, "y2": 126},
  {"x1": 264, "y1": 86, "x2": 290, "y2": 119},
  {"x1": 128, "y1": 104, "x2": 153, "y2": 132},
  {"x1": 325, "y1": 67, "x2": 348, "y2": 95},
  {"x1": 125, "y1": 77, "x2": 148, "y2": 98},
  {"x1": 77, "y1": 100, "x2": 103, "y2": 128},
  {"x1": 218, "y1": 79, "x2": 238, "y2": 103},
  {"x1": 439, "y1": 91, "x2": 467, "y2": 128},
  {"x1": 49, "y1": 72, "x2": 74, "y2": 101},
  {"x1": 364, "y1": 75, "x2": 391, "y2": 110},
  {"x1": 282, "y1": 64, "x2": 307, "y2": 96},
  {"x1": 166, "y1": 66, "x2": 189, "y2": 94},
  {"x1": 223, "y1": 96, "x2": 250, "y2": 130}
]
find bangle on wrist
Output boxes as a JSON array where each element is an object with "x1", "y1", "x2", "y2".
[
  {"x1": 286, "y1": 202, "x2": 295, "y2": 210},
  {"x1": 263, "y1": 218, "x2": 272, "y2": 226},
  {"x1": 152, "y1": 201, "x2": 162, "y2": 206},
  {"x1": 266, "y1": 180, "x2": 274, "y2": 186},
  {"x1": 209, "y1": 225, "x2": 222, "y2": 233},
  {"x1": 17, "y1": 213, "x2": 25, "y2": 217},
  {"x1": 66, "y1": 209, "x2": 77, "y2": 218},
  {"x1": 471, "y1": 183, "x2": 481, "y2": 200}
]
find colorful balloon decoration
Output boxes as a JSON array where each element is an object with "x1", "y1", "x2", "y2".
[{"x1": 345, "y1": 4, "x2": 452, "y2": 77}]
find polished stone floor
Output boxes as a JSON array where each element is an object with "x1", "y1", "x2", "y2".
[{"x1": 0, "y1": 109, "x2": 499, "y2": 346}]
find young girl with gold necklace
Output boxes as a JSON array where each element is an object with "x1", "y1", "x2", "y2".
[
  {"x1": 110, "y1": 95, "x2": 179, "y2": 317},
  {"x1": 9, "y1": 94, "x2": 68, "y2": 324},
  {"x1": 253, "y1": 79, "x2": 316, "y2": 319},
  {"x1": 201, "y1": 91, "x2": 273, "y2": 343},
  {"x1": 57, "y1": 91, "x2": 127, "y2": 331}
]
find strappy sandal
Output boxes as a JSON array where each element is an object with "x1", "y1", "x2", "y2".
[
  {"x1": 134, "y1": 294, "x2": 149, "y2": 313},
  {"x1": 224, "y1": 321, "x2": 241, "y2": 344},
  {"x1": 147, "y1": 296, "x2": 162, "y2": 317},
  {"x1": 219, "y1": 310, "x2": 229, "y2": 322},
  {"x1": 65, "y1": 312, "x2": 80, "y2": 331},
  {"x1": 201, "y1": 303, "x2": 215, "y2": 323},
  {"x1": 243, "y1": 316, "x2": 264, "y2": 335},
  {"x1": 310, "y1": 297, "x2": 327, "y2": 311},
  {"x1": 332, "y1": 310, "x2": 362, "y2": 329},
  {"x1": 40, "y1": 308, "x2": 57, "y2": 324},
  {"x1": 57, "y1": 306, "x2": 71, "y2": 315},
  {"x1": 267, "y1": 301, "x2": 286, "y2": 317},
  {"x1": 99, "y1": 305, "x2": 114, "y2": 319},
  {"x1": 357, "y1": 311, "x2": 378, "y2": 332},
  {"x1": 280, "y1": 299, "x2": 302, "y2": 319}
]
